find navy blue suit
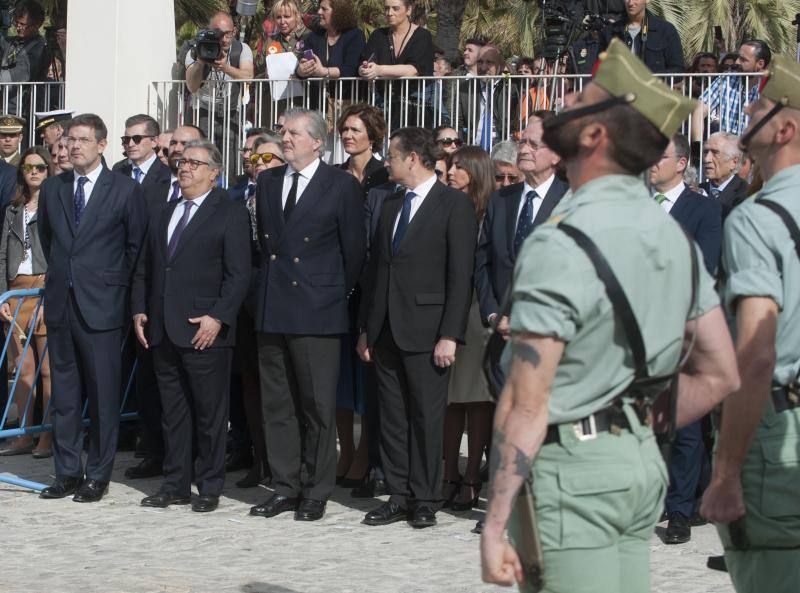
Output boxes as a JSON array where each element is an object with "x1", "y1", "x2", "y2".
[
  {"x1": 38, "y1": 167, "x2": 148, "y2": 482},
  {"x1": 255, "y1": 160, "x2": 366, "y2": 501},
  {"x1": 664, "y1": 185, "x2": 722, "y2": 519}
]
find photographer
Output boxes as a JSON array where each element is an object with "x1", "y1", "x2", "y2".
[
  {"x1": 0, "y1": 1, "x2": 50, "y2": 88},
  {"x1": 599, "y1": 0, "x2": 684, "y2": 74}
]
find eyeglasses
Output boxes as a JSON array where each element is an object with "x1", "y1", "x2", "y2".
[
  {"x1": 220, "y1": 30, "x2": 236, "y2": 40},
  {"x1": 249, "y1": 152, "x2": 284, "y2": 165},
  {"x1": 175, "y1": 158, "x2": 209, "y2": 171},
  {"x1": 21, "y1": 163, "x2": 48, "y2": 173},
  {"x1": 494, "y1": 173, "x2": 520, "y2": 183},
  {"x1": 517, "y1": 138, "x2": 543, "y2": 150},
  {"x1": 121, "y1": 135, "x2": 155, "y2": 145},
  {"x1": 65, "y1": 136, "x2": 95, "y2": 146},
  {"x1": 437, "y1": 138, "x2": 462, "y2": 148}
]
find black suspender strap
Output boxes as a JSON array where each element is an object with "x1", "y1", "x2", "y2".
[
  {"x1": 756, "y1": 199, "x2": 800, "y2": 260},
  {"x1": 558, "y1": 222, "x2": 649, "y2": 379}
]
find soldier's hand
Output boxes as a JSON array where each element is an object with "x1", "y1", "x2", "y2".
[
  {"x1": 699, "y1": 475, "x2": 746, "y2": 524},
  {"x1": 497, "y1": 315, "x2": 510, "y2": 339},
  {"x1": 481, "y1": 532, "x2": 523, "y2": 587},
  {"x1": 433, "y1": 337, "x2": 457, "y2": 368}
]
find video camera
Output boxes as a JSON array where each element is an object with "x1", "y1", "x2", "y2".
[
  {"x1": 539, "y1": 0, "x2": 609, "y2": 61},
  {"x1": 190, "y1": 28, "x2": 225, "y2": 62}
]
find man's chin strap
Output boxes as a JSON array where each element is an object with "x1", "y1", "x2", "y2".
[
  {"x1": 739, "y1": 99, "x2": 787, "y2": 151},
  {"x1": 542, "y1": 95, "x2": 635, "y2": 132}
]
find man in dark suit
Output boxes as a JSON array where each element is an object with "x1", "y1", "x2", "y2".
[
  {"x1": 124, "y1": 124, "x2": 207, "y2": 482},
  {"x1": 457, "y1": 45, "x2": 519, "y2": 150},
  {"x1": 132, "y1": 139, "x2": 250, "y2": 512},
  {"x1": 475, "y1": 115, "x2": 568, "y2": 390},
  {"x1": 251, "y1": 108, "x2": 365, "y2": 522},
  {"x1": 357, "y1": 127, "x2": 477, "y2": 528},
  {"x1": 650, "y1": 133, "x2": 722, "y2": 544},
  {"x1": 116, "y1": 114, "x2": 172, "y2": 188},
  {"x1": 599, "y1": 0, "x2": 684, "y2": 73},
  {"x1": 699, "y1": 131, "x2": 750, "y2": 220},
  {"x1": 37, "y1": 113, "x2": 148, "y2": 502}
]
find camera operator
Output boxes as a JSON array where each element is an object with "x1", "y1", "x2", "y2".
[
  {"x1": 0, "y1": 1, "x2": 49, "y2": 84},
  {"x1": 599, "y1": 0, "x2": 684, "y2": 74}
]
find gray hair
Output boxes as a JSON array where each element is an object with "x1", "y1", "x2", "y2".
[
  {"x1": 184, "y1": 139, "x2": 222, "y2": 170},
  {"x1": 708, "y1": 131, "x2": 743, "y2": 164},
  {"x1": 683, "y1": 164, "x2": 699, "y2": 189},
  {"x1": 491, "y1": 140, "x2": 518, "y2": 165},
  {"x1": 283, "y1": 107, "x2": 327, "y2": 150},
  {"x1": 252, "y1": 132, "x2": 284, "y2": 160}
]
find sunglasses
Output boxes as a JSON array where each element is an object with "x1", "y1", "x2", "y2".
[
  {"x1": 437, "y1": 137, "x2": 462, "y2": 148},
  {"x1": 249, "y1": 152, "x2": 284, "y2": 165},
  {"x1": 121, "y1": 135, "x2": 155, "y2": 145},
  {"x1": 21, "y1": 163, "x2": 48, "y2": 173},
  {"x1": 495, "y1": 173, "x2": 520, "y2": 183}
]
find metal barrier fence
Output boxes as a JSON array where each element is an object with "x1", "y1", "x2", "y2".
[
  {"x1": 148, "y1": 72, "x2": 757, "y2": 182},
  {"x1": 0, "y1": 288, "x2": 138, "y2": 492},
  {"x1": 0, "y1": 81, "x2": 66, "y2": 142}
]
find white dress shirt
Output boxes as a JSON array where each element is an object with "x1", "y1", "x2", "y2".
[
  {"x1": 167, "y1": 190, "x2": 211, "y2": 243},
  {"x1": 710, "y1": 173, "x2": 736, "y2": 195},
  {"x1": 514, "y1": 174, "x2": 554, "y2": 231},
  {"x1": 282, "y1": 158, "x2": 321, "y2": 208},
  {"x1": 653, "y1": 180, "x2": 685, "y2": 214},
  {"x1": 73, "y1": 161, "x2": 104, "y2": 205},
  {"x1": 132, "y1": 152, "x2": 158, "y2": 182},
  {"x1": 393, "y1": 173, "x2": 438, "y2": 237},
  {"x1": 167, "y1": 174, "x2": 181, "y2": 202}
]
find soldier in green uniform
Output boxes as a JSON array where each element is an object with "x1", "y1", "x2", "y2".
[
  {"x1": 480, "y1": 39, "x2": 741, "y2": 593},
  {"x1": 700, "y1": 56, "x2": 800, "y2": 593}
]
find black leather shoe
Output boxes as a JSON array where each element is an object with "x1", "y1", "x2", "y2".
[
  {"x1": 351, "y1": 478, "x2": 388, "y2": 498},
  {"x1": 707, "y1": 555, "x2": 727, "y2": 572},
  {"x1": 141, "y1": 491, "x2": 191, "y2": 508},
  {"x1": 295, "y1": 498, "x2": 326, "y2": 521},
  {"x1": 73, "y1": 479, "x2": 108, "y2": 503},
  {"x1": 249, "y1": 493, "x2": 298, "y2": 518},
  {"x1": 124, "y1": 458, "x2": 163, "y2": 479},
  {"x1": 409, "y1": 504, "x2": 437, "y2": 529},
  {"x1": 363, "y1": 501, "x2": 407, "y2": 526},
  {"x1": 471, "y1": 520, "x2": 484, "y2": 534},
  {"x1": 192, "y1": 494, "x2": 219, "y2": 512},
  {"x1": 664, "y1": 512, "x2": 691, "y2": 544},
  {"x1": 689, "y1": 511, "x2": 708, "y2": 527},
  {"x1": 39, "y1": 476, "x2": 82, "y2": 499}
]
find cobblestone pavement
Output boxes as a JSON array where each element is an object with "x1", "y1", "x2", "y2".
[{"x1": 0, "y1": 451, "x2": 733, "y2": 593}]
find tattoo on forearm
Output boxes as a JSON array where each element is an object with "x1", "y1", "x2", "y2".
[
  {"x1": 512, "y1": 340, "x2": 541, "y2": 368},
  {"x1": 489, "y1": 428, "x2": 534, "y2": 488}
]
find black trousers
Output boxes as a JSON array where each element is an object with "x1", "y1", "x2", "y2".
[
  {"x1": 373, "y1": 325, "x2": 449, "y2": 508},
  {"x1": 135, "y1": 342, "x2": 163, "y2": 461},
  {"x1": 49, "y1": 292, "x2": 122, "y2": 481},
  {"x1": 258, "y1": 333, "x2": 340, "y2": 501},
  {"x1": 153, "y1": 338, "x2": 232, "y2": 497}
]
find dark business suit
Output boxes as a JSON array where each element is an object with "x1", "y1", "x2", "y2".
[
  {"x1": 457, "y1": 79, "x2": 519, "y2": 147},
  {"x1": 600, "y1": 11, "x2": 685, "y2": 73},
  {"x1": 255, "y1": 160, "x2": 366, "y2": 502},
  {"x1": 118, "y1": 158, "x2": 172, "y2": 189},
  {"x1": 361, "y1": 179, "x2": 477, "y2": 507},
  {"x1": 38, "y1": 167, "x2": 148, "y2": 482},
  {"x1": 699, "y1": 174, "x2": 749, "y2": 220},
  {"x1": 474, "y1": 177, "x2": 568, "y2": 391},
  {"x1": 663, "y1": 185, "x2": 722, "y2": 520},
  {"x1": 131, "y1": 188, "x2": 251, "y2": 497}
]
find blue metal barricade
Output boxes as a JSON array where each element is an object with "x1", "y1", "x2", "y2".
[{"x1": 0, "y1": 288, "x2": 139, "y2": 491}]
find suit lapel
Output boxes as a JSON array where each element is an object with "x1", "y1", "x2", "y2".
[
  {"x1": 74, "y1": 168, "x2": 112, "y2": 242},
  {"x1": 283, "y1": 161, "x2": 328, "y2": 233},
  {"x1": 382, "y1": 191, "x2": 403, "y2": 259},
  {"x1": 669, "y1": 188, "x2": 691, "y2": 222},
  {"x1": 265, "y1": 166, "x2": 287, "y2": 237},
  {"x1": 170, "y1": 191, "x2": 221, "y2": 262},
  {"x1": 159, "y1": 199, "x2": 178, "y2": 260},
  {"x1": 504, "y1": 184, "x2": 524, "y2": 258},
  {"x1": 57, "y1": 171, "x2": 77, "y2": 236},
  {"x1": 533, "y1": 178, "x2": 565, "y2": 226},
  {"x1": 394, "y1": 182, "x2": 446, "y2": 255}
]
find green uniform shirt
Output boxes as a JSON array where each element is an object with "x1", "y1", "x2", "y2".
[
  {"x1": 507, "y1": 174, "x2": 719, "y2": 424},
  {"x1": 722, "y1": 164, "x2": 800, "y2": 386}
]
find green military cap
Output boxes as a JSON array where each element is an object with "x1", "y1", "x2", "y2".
[
  {"x1": 0, "y1": 115, "x2": 25, "y2": 134},
  {"x1": 760, "y1": 55, "x2": 800, "y2": 110},
  {"x1": 592, "y1": 38, "x2": 697, "y2": 138}
]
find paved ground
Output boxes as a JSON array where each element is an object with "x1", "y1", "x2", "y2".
[{"x1": 0, "y1": 451, "x2": 734, "y2": 593}]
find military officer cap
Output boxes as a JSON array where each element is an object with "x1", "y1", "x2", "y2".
[
  {"x1": 0, "y1": 115, "x2": 25, "y2": 135},
  {"x1": 34, "y1": 109, "x2": 74, "y2": 132},
  {"x1": 590, "y1": 38, "x2": 698, "y2": 138}
]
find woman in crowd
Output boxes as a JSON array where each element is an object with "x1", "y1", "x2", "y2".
[
  {"x1": 434, "y1": 125, "x2": 462, "y2": 155},
  {"x1": 235, "y1": 133, "x2": 285, "y2": 488},
  {"x1": 0, "y1": 147, "x2": 53, "y2": 458},
  {"x1": 333, "y1": 104, "x2": 387, "y2": 487},
  {"x1": 442, "y1": 146, "x2": 495, "y2": 510},
  {"x1": 267, "y1": 0, "x2": 309, "y2": 56},
  {"x1": 296, "y1": 0, "x2": 365, "y2": 84},
  {"x1": 359, "y1": 0, "x2": 434, "y2": 129}
]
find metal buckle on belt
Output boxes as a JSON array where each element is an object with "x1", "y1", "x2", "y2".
[{"x1": 573, "y1": 415, "x2": 597, "y2": 441}]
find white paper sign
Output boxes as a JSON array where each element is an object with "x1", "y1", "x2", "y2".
[{"x1": 266, "y1": 53, "x2": 303, "y2": 100}]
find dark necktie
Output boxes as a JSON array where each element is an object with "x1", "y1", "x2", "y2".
[
  {"x1": 74, "y1": 176, "x2": 88, "y2": 226},
  {"x1": 133, "y1": 166, "x2": 143, "y2": 184},
  {"x1": 480, "y1": 83, "x2": 492, "y2": 150},
  {"x1": 283, "y1": 172, "x2": 300, "y2": 219},
  {"x1": 167, "y1": 201, "x2": 194, "y2": 260},
  {"x1": 392, "y1": 191, "x2": 415, "y2": 254},
  {"x1": 169, "y1": 180, "x2": 180, "y2": 202},
  {"x1": 513, "y1": 190, "x2": 537, "y2": 256}
]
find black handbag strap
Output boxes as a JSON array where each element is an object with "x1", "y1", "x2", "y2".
[
  {"x1": 558, "y1": 222, "x2": 649, "y2": 379},
  {"x1": 756, "y1": 199, "x2": 800, "y2": 260}
]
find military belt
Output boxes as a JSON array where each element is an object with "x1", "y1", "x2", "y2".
[{"x1": 543, "y1": 404, "x2": 633, "y2": 445}]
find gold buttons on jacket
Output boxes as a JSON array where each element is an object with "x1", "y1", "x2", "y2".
[
  {"x1": 303, "y1": 237, "x2": 310, "y2": 243},
  {"x1": 293, "y1": 257, "x2": 300, "y2": 263},
  {"x1": 291, "y1": 281, "x2": 298, "y2": 287},
  {"x1": 270, "y1": 254, "x2": 277, "y2": 261}
]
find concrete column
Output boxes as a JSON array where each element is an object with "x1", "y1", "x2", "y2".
[{"x1": 64, "y1": 0, "x2": 176, "y2": 163}]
